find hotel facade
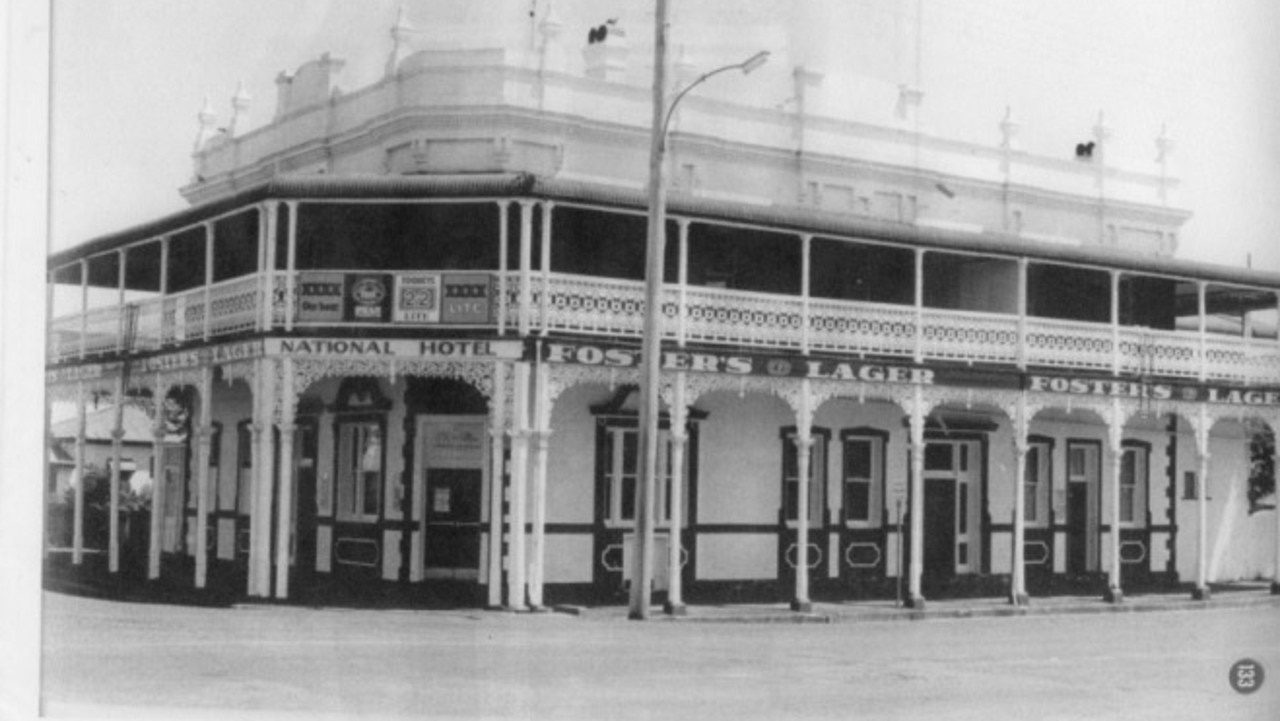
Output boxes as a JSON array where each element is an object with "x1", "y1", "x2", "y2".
[{"x1": 46, "y1": 7, "x2": 1280, "y2": 610}]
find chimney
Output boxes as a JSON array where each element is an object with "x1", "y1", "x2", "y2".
[
  {"x1": 274, "y1": 71, "x2": 293, "y2": 121},
  {"x1": 582, "y1": 19, "x2": 629, "y2": 81},
  {"x1": 228, "y1": 82, "x2": 252, "y2": 137},
  {"x1": 193, "y1": 96, "x2": 218, "y2": 151}
]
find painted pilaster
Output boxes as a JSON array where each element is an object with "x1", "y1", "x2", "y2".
[
  {"x1": 528, "y1": 360, "x2": 551, "y2": 609},
  {"x1": 506, "y1": 361, "x2": 531, "y2": 610},
  {"x1": 791, "y1": 379, "x2": 814, "y2": 612},
  {"x1": 72, "y1": 384, "x2": 87, "y2": 565},
  {"x1": 907, "y1": 385, "x2": 926, "y2": 609},
  {"x1": 147, "y1": 380, "x2": 165, "y2": 580},
  {"x1": 664, "y1": 373, "x2": 688, "y2": 616},
  {"x1": 108, "y1": 374, "x2": 125, "y2": 573},
  {"x1": 274, "y1": 358, "x2": 297, "y2": 599},
  {"x1": 1104, "y1": 397, "x2": 1124, "y2": 603},
  {"x1": 486, "y1": 361, "x2": 508, "y2": 608},
  {"x1": 1191, "y1": 404, "x2": 1210, "y2": 600},
  {"x1": 194, "y1": 367, "x2": 214, "y2": 589},
  {"x1": 1010, "y1": 393, "x2": 1029, "y2": 605}
]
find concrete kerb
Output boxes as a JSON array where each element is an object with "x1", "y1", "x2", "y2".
[{"x1": 553, "y1": 590, "x2": 1280, "y2": 625}]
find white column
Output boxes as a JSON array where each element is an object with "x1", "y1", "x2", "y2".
[
  {"x1": 1104, "y1": 398, "x2": 1124, "y2": 603},
  {"x1": 77, "y1": 260, "x2": 88, "y2": 359},
  {"x1": 913, "y1": 249, "x2": 925, "y2": 364},
  {"x1": 517, "y1": 202, "x2": 534, "y2": 337},
  {"x1": 790, "y1": 379, "x2": 814, "y2": 611},
  {"x1": 908, "y1": 385, "x2": 926, "y2": 608},
  {"x1": 1192, "y1": 404, "x2": 1210, "y2": 600},
  {"x1": 1016, "y1": 258, "x2": 1028, "y2": 370},
  {"x1": 486, "y1": 362, "x2": 508, "y2": 607},
  {"x1": 528, "y1": 360, "x2": 551, "y2": 609},
  {"x1": 1010, "y1": 393, "x2": 1029, "y2": 605},
  {"x1": 261, "y1": 203, "x2": 278, "y2": 332},
  {"x1": 194, "y1": 367, "x2": 214, "y2": 589},
  {"x1": 676, "y1": 219, "x2": 689, "y2": 346},
  {"x1": 497, "y1": 202, "x2": 510, "y2": 336},
  {"x1": 255, "y1": 359, "x2": 278, "y2": 597},
  {"x1": 1196, "y1": 281, "x2": 1207, "y2": 383},
  {"x1": 108, "y1": 375, "x2": 125, "y2": 573},
  {"x1": 664, "y1": 373, "x2": 688, "y2": 615},
  {"x1": 245, "y1": 368, "x2": 263, "y2": 596},
  {"x1": 539, "y1": 202, "x2": 553, "y2": 336},
  {"x1": 274, "y1": 358, "x2": 296, "y2": 599},
  {"x1": 506, "y1": 362, "x2": 531, "y2": 610},
  {"x1": 202, "y1": 222, "x2": 214, "y2": 341},
  {"x1": 72, "y1": 384, "x2": 87, "y2": 565},
  {"x1": 147, "y1": 379, "x2": 165, "y2": 580},
  {"x1": 800, "y1": 234, "x2": 811, "y2": 355},
  {"x1": 284, "y1": 202, "x2": 298, "y2": 332},
  {"x1": 1110, "y1": 271, "x2": 1121, "y2": 376}
]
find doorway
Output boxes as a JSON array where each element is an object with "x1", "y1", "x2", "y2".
[
  {"x1": 915, "y1": 439, "x2": 982, "y2": 589},
  {"x1": 416, "y1": 416, "x2": 488, "y2": 581},
  {"x1": 1064, "y1": 441, "x2": 1100, "y2": 575}
]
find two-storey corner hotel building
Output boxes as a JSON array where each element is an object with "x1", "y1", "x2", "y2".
[{"x1": 45, "y1": 7, "x2": 1280, "y2": 610}]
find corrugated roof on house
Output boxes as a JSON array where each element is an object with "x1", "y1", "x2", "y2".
[{"x1": 49, "y1": 404, "x2": 154, "y2": 443}]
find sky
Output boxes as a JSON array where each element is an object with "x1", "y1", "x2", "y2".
[{"x1": 45, "y1": 0, "x2": 1280, "y2": 272}]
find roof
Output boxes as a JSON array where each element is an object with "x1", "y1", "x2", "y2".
[
  {"x1": 49, "y1": 173, "x2": 1280, "y2": 290},
  {"x1": 49, "y1": 404, "x2": 155, "y2": 443}
]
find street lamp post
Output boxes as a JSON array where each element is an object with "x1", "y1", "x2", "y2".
[{"x1": 629, "y1": 0, "x2": 769, "y2": 620}]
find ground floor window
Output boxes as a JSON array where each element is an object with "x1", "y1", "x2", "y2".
[
  {"x1": 601, "y1": 425, "x2": 681, "y2": 527},
  {"x1": 1025, "y1": 439, "x2": 1051, "y2": 525},
  {"x1": 841, "y1": 429, "x2": 886, "y2": 526},
  {"x1": 1120, "y1": 442, "x2": 1148, "y2": 526},
  {"x1": 336, "y1": 420, "x2": 384, "y2": 522},
  {"x1": 781, "y1": 427, "x2": 828, "y2": 526}
]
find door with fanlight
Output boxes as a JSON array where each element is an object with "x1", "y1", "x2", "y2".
[{"x1": 417, "y1": 416, "x2": 488, "y2": 582}]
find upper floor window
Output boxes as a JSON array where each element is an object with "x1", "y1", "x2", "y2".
[
  {"x1": 781, "y1": 428, "x2": 828, "y2": 526},
  {"x1": 294, "y1": 202, "x2": 500, "y2": 271},
  {"x1": 841, "y1": 429, "x2": 886, "y2": 526}
]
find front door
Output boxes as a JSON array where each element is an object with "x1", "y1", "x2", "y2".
[
  {"x1": 417, "y1": 416, "x2": 488, "y2": 582},
  {"x1": 424, "y1": 468, "x2": 482, "y2": 578},
  {"x1": 291, "y1": 420, "x2": 318, "y2": 589},
  {"x1": 1064, "y1": 442, "x2": 1099, "y2": 575},
  {"x1": 923, "y1": 478, "x2": 956, "y2": 583},
  {"x1": 915, "y1": 440, "x2": 982, "y2": 591},
  {"x1": 159, "y1": 444, "x2": 189, "y2": 554}
]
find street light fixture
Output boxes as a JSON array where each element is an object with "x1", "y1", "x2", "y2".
[{"x1": 629, "y1": 2, "x2": 770, "y2": 622}]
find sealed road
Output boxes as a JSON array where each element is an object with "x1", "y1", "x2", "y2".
[{"x1": 40, "y1": 592, "x2": 1279, "y2": 720}]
